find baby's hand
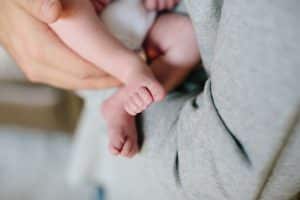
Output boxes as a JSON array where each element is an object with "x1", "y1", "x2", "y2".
[{"x1": 144, "y1": 0, "x2": 180, "y2": 11}]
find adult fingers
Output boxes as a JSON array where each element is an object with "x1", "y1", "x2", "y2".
[
  {"x1": 5, "y1": 0, "x2": 121, "y2": 90},
  {"x1": 30, "y1": 63, "x2": 121, "y2": 90},
  {"x1": 14, "y1": 0, "x2": 62, "y2": 23},
  {"x1": 40, "y1": 26, "x2": 108, "y2": 79}
]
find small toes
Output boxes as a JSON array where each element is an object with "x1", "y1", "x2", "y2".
[
  {"x1": 132, "y1": 93, "x2": 145, "y2": 109},
  {"x1": 144, "y1": 80, "x2": 166, "y2": 102},
  {"x1": 125, "y1": 100, "x2": 139, "y2": 116},
  {"x1": 131, "y1": 92, "x2": 150, "y2": 113},
  {"x1": 108, "y1": 130, "x2": 126, "y2": 155},
  {"x1": 125, "y1": 87, "x2": 153, "y2": 115},
  {"x1": 127, "y1": 143, "x2": 139, "y2": 158},
  {"x1": 111, "y1": 134, "x2": 125, "y2": 147},
  {"x1": 137, "y1": 87, "x2": 153, "y2": 107},
  {"x1": 120, "y1": 139, "x2": 133, "y2": 157},
  {"x1": 109, "y1": 143, "x2": 121, "y2": 155}
]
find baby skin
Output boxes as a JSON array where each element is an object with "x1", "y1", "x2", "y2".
[{"x1": 50, "y1": 0, "x2": 200, "y2": 157}]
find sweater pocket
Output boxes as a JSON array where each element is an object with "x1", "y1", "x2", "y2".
[{"x1": 176, "y1": 79, "x2": 254, "y2": 200}]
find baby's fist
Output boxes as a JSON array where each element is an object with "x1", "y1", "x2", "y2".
[{"x1": 144, "y1": 0, "x2": 180, "y2": 11}]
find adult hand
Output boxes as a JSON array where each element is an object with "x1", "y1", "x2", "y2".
[
  {"x1": 0, "y1": 0, "x2": 121, "y2": 90},
  {"x1": 144, "y1": 0, "x2": 180, "y2": 11}
]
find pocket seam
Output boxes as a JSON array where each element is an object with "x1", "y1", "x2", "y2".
[{"x1": 209, "y1": 80, "x2": 252, "y2": 165}]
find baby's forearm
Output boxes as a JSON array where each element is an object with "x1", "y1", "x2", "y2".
[{"x1": 50, "y1": 0, "x2": 144, "y2": 83}]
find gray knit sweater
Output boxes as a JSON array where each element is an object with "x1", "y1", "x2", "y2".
[{"x1": 70, "y1": 0, "x2": 300, "y2": 199}]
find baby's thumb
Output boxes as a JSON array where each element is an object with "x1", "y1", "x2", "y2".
[{"x1": 16, "y1": 0, "x2": 62, "y2": 23}]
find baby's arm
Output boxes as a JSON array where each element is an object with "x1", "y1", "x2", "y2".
[{"x1": 50, "y1": 0, "x2": 146, "y2": 83}]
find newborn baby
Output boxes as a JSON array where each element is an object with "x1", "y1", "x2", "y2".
[{"x1": 50, "y1": 0, "x2": 200, "y2": 157}]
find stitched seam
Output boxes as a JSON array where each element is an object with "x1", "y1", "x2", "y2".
[{"x1": 209, "y1": 81, "x2": 252, "y2": 165}]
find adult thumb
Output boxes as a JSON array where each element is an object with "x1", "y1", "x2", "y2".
[{"x1": 16, "y1": 0, "x2": 63, "y2": 23}]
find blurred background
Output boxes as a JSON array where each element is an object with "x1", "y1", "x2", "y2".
[{"x1": 0, "y1": 47, "x2": 99, "y2": 200}]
